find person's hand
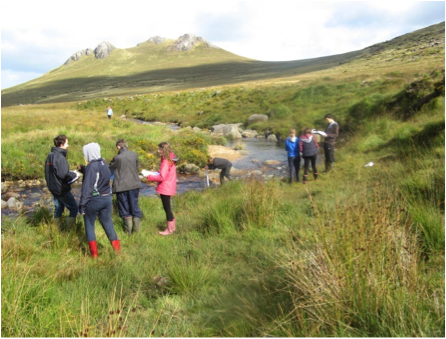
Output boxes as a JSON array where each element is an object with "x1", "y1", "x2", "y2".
[
  {"x1": 77, "y1": 164, "x2": 85, "y2": 173},
  {"x1": 141, "y1": 169, "x2": 150, "y2": 177}
]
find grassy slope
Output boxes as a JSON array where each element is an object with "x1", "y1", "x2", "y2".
[{"x1": 1, "y1": 23, "x2": 445, "y2": 337}]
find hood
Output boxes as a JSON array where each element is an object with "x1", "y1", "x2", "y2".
[
  {"x1": 301, "y1": 134, "x2": 314, "y2": 143},
  {"x1": 83, "y1": 143, "x2": 101, "y2": 162}
]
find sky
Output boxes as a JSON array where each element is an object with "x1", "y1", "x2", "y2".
[{"x1": 1, "y1": 1, "x2": 445, "y2": 89}]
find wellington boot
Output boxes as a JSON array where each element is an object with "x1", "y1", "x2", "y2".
[
  {"x1": 159, "y1": 219, "x2": 175, "y2": 236},
  {"x1": 314, "y1": 173, "x2": 318, "y2": 180},
  {"x1": 110, "y1": 239, "x2": 121, "y2": 252},
  {"x1": 132, "y1": 217, "x2": 142, "y2": 233},
  {"x1": 66, "y1": 217, "x2": 76, "y2": 231},
  {"x1": 123, "y1": 217, "x2": 133, "y2": 235},
  {"x1": 54, "y1": 217, "x2": 63, "y2": 230},
  {"x1": 88, "y1": 240, "x2": 98, "y2": 258}
]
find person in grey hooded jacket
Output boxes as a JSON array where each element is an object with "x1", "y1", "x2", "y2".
[
  {"x1": 109, "y1": 139, "x2": 143, "y2": 235},
  {"x1": 79, "y1": 142, "x2": 120, "y2": 258}
]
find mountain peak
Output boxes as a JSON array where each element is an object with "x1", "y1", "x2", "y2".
[{"x1": 167, "y1": 33, "x2": 218, "y2": 52}]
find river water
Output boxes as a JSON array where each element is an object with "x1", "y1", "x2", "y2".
[{"x1": 2, "y1": 136, "x2": 289, "y2": 217}]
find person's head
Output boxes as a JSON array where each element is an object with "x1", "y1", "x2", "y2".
[
  {"x1": 83, "y1": 143, "x2": 101, "y2": 163},
  {"x1": 54, "y1": 135, "x2": 69, "y2": 149},
  {"x1": 116, "y1": 139, "x2": 127, "y2": 150},
  {"x1": 289, "y1": 129, "x2": 296, "y2": 137},
  {"x1": 324, "y1": 113, "x2": 334, "y2": 123},
  {"x1": 158, "y1": 142, "x2": 174, "y2": 165},
  {"x1": 208, "y1": 156, "x2": 214, "y2": 164},
  {"x1": 303, "y1": 128, "x2": 312, "y2": 135}
]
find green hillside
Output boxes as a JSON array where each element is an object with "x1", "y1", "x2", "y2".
[
  {"x1": 2, "y1": 22, "x2": 443, "y2": 107},
  {"x1": 1, "y1": 22, "x2": 445, "y2": 337}
]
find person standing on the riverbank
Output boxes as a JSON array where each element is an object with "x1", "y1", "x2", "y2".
[
  {"x1": 44, "y1": 135, "x2": 79, "y2": 230},
  {"x1": 300, "y1": 128, "x2": 319, "y2": 184},
  {"x1": 142, "y1": 142, "x2": 177, "y2": 236},
  {"x1": 285, "y1": 129, "x2": 300, "y2": 183},
  {"x1": 109, "y1": 139, "x2": 143, "y2": 236},
  {"x1": 206, "y1": 157, "x2": 233, "y2": 185},
  {"x1": 312, "y1": 114, "x2": 339, "y2": 173},
  {"x1": 107, "y1": 106, "x2": 113, "y2": 119},
  {"x1": 79, "y1": 142, "x2": 120, "y2": 258}
]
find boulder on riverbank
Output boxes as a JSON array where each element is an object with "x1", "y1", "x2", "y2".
[{"x1": 208, "y1": 145, "x2": 243, "y2": 162}]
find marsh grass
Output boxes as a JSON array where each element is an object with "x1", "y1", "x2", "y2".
[{"x1": 1, "y1": 34, "x2": 445, "y2": 336}]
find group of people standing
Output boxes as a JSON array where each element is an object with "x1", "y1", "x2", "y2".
[
  {"x1": 44, "y1": 136, "x2": 177, "y2": 258},
  {"x1": 285, "y1": 114, "x2": 339, "y2": 184}
]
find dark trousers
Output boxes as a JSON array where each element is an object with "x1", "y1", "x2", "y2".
[
  {"x1": 160, "y1": 194, "x2": 174, "y2": 222},
  {"x1": 324, "y1": 142, "x2": 335, "y2": 168},
  {"x1": 288, "y1": 156, "x2": 301, "y2": 182},
  {"x1": 52, "y1": 191, "x2": 78, "y2": 218},
  {"x1": 220, "y1": 165, "x2": 232, "y2": 184},
  {"x1": 83, "y1": 195, "x2": 118, "y2": 242},
  {"x1": 116, "y1": 188, "x2": 143, "y2": 219},
  {"x1": 303, "y1": 155, "x2": 318, "y2": 176}
]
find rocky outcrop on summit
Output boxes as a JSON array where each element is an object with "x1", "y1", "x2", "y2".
[
  {"x1": 168, "y1": 34, "x2": 218, "y2": 52},
  {"x1": 147, "y1": 36, "x2": 166, "y2": 44},
  {"x1": 64, "y1": 48, "x2": 93, "y2": 65},
  {"x1": 94, "y1": 41, "x2": 116, "y2": 59}
]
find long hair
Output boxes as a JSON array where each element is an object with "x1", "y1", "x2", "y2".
[{"x1": 158, "y1": 142, "x2": 174, "y2": 165}]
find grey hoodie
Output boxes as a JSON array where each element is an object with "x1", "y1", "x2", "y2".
[{"x1": 83, "y1": 143, "x2": 101, "y2": 162}]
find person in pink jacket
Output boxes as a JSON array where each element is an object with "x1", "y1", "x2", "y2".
[{"x1": 146, "y1": 142, "x2": 177, "y2": 235}]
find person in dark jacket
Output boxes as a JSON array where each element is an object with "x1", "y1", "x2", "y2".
[
  {"x1": 312, "y1": 114, "x2": 340, "y2": 173},
  {"x1": 206, "y1": 157, "x2": 232, "y2": 185},
  {"x1": 299, "y1": 128, "x2": 319, "y2": 184},
  {"x1": 322, "y1": 114, "x2": 339, "y2": 173},
  {"x1": 44, "y1": 135, "x2": 79, "y2": 230},
  {"x1": 109, "y1": 139, "x2": 143, "y2": 235},
  {"x1": 79, "y1": 143, "x2": 120, "y2": 258},
  {"x1": 285, "y1": 129, "x2": 300, "y2": 183}
]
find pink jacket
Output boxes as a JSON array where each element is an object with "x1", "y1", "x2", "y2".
[{"x1": 147, "y1": 153, "x2": 177, "y2": 196}]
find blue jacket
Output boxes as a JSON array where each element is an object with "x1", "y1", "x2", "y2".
[{"x1": 285, "y1": 137, "x2": 300, "y2": 157}]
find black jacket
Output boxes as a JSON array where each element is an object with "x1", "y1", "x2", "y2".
[
  {"x1": 324, "y1": 121, "x2": 339, "y2": 145},
  {"x1": 108, "y1": 147, "x2": 141, "y2": 193},
  {"x1": 208, "y1": 158, "x2": 232, "y2": 170},
  {"x1": 79, "y1": 158, "x2": 112, "y2": 214},
  {"x1": 44, "y1": 147, "x2": 76, "y2": 196}
]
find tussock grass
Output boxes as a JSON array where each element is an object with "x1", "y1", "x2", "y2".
[{"x1": 1, "y1": 25, "x2": 444, "y2": 336}]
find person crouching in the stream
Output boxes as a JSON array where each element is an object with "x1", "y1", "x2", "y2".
[
  {"x1": 109, "y1": 139, "x2": 143, "y2": 236},
  {"x1": 79, "y1": 143, "x2": 120, "y2": 258},
  {"x1": 285, "y1": 129, "x2": 300, "y2": 183},
  {"x1": 143, "y1": 142, "x2": 177, "y2": 236},
  {"x1": 206, "y1": 157, "x2": 232, "y2": 185},
  {"x1": 299, "y1": 128, "x2": 319, "y2": 184}
]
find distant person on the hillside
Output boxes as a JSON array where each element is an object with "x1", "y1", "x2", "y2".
[
  {"x1": 312, "y1": 113, "x2": 339, "y2": 173},
  {"x1": 142, "y1": 142, "x2": 177, "y2": 236},
  {"x1": 285, "y1": 129, "x2": 300, "y2": 183},
  {"x1": 300, "y1": 128, "x2": 319, "y2": 184},
  {"x1": 79, "y1": 143, "x2": 120, "y2": 258},
  {"x1": 109, "y1": 139, "x2": 143, "y2": 236},
  {"x1": 44, "y1": 134, "x2": 79, "y2": 230},
  {"x1": 107, "y1": 106, "x2": 113, "y2": 119},
  {"x1": 206, "y1": 157, "x2": 232, "y2": 185}
]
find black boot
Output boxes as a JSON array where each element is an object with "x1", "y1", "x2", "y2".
[{"x1": 314, "y1": 172, "x2": 318, "y2": 180}]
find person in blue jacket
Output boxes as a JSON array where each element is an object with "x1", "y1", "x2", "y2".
[{"x1": 285, "y1": 129, "x2": 300, "y2": 183}]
